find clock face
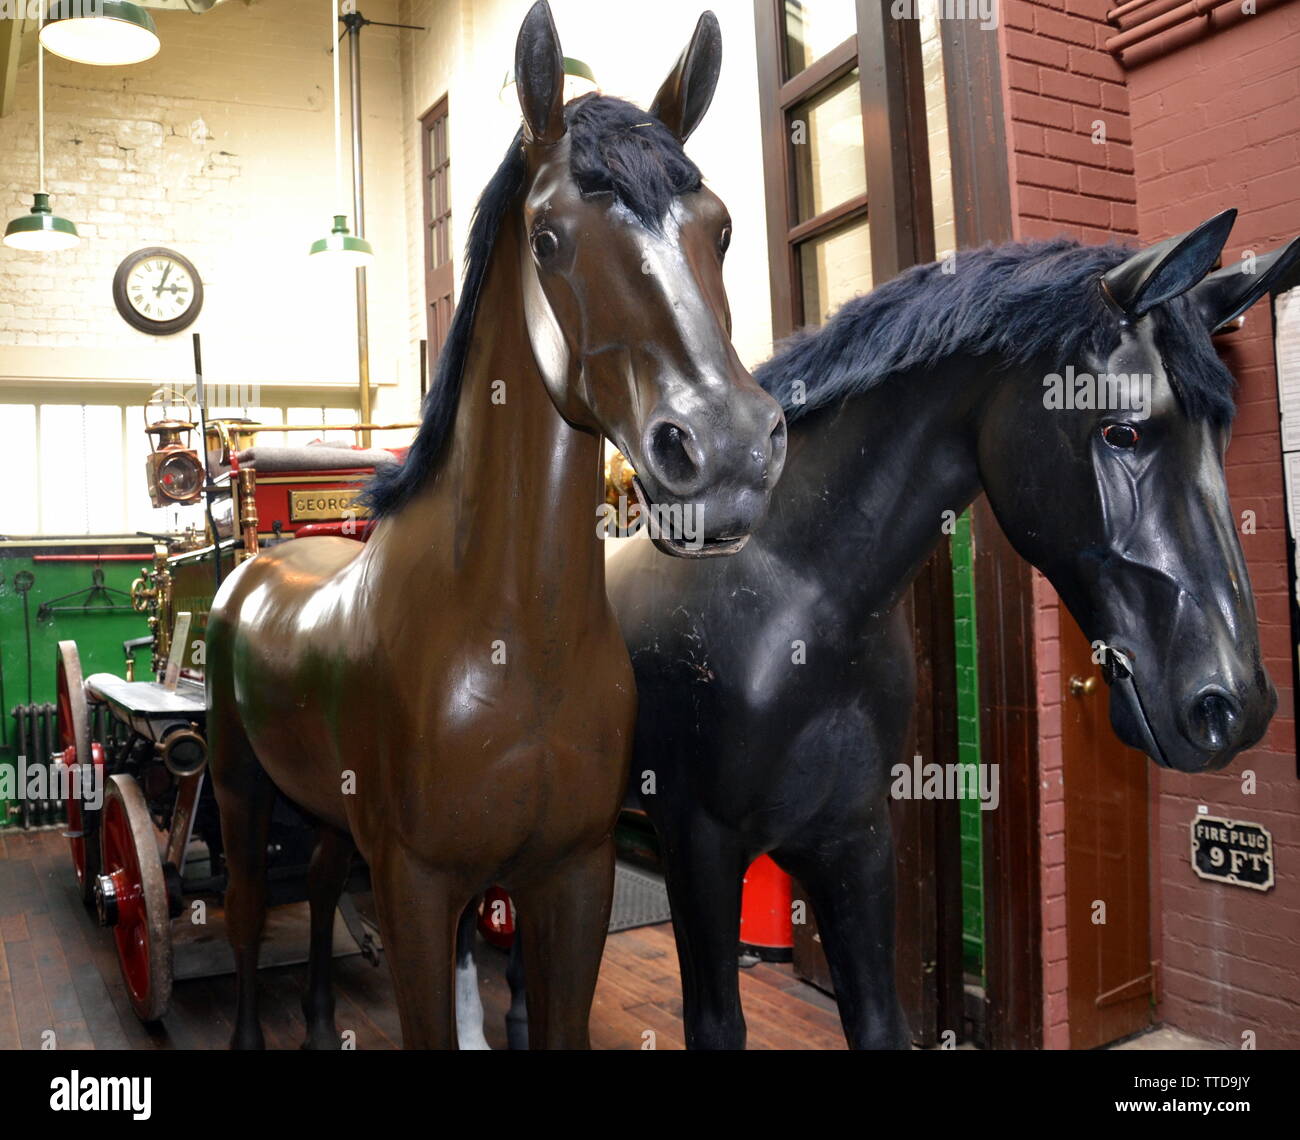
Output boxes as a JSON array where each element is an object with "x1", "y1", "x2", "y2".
[
  {"x1": 113, "y1": 247, "x2": 203, "y2": 335},
  {"x1": 126, "y1": 257, "x2": 193, "y2": 323}
]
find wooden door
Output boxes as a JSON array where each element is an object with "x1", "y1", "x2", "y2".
[{"x1": 1061, "y1": 610, "x2": 1153, "y2": 1048}]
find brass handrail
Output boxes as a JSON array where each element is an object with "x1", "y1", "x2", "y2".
[{"x1": 202, "y1": 420, "x2": 420, "y2": 464}]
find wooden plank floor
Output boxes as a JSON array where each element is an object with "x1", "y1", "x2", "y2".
[{"x1": 0, "y1": 827, "x2": 846, "y2": 1050}]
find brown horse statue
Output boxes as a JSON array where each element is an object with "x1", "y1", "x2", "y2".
[{"x1": 205, "y1": 2, "x2": 786, "y2": 1050}]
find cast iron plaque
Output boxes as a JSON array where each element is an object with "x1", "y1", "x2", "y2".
[{"x1": 1190, "y1": 815, "x2": 1274, "y2": 891}]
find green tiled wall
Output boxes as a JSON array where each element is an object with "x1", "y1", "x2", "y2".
[{"x1": 951, "y1": 510, "x2": 985, "y2": 981}]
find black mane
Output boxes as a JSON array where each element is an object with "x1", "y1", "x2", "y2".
[
  {"x1": 364, "y1": 94, "x2": 702, "y2": 518},
  {"x1": 755, "y1": 239, "x2": 1236, "y2": 426}
]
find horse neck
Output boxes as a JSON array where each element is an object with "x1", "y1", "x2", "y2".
[
  {"x1": 370, "y1": 220, "x2": 606, "y2": 610},
  {"x1": 764, "y1": 359, "x2": 994, "y2": 620}
]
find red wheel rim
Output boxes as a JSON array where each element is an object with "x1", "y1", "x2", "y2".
[
  {"x1": 102, "y1": 792, "x2": 152, "y2": 1007},
  {"x1": 99, "y1": 776, "x2": 171, "y2": 1022}
]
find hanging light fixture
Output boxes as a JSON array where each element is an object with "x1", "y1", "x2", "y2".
[
  {"x1": 40, "y1": 1, "x2": 161, "y2": 68},
  {"x1": 4, "y1": 19, "x2": 80, "y2": 252},
  {"x1": 310, "y1": 0, "x2": 372, "y2": 267}
]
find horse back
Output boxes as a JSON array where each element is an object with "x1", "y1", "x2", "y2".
[{"x1": 205, "y1": 537, "x2": 370, "y2": 828}]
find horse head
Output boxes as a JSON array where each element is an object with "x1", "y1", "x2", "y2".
[
  {"x1": 514, "y1": 3, "x2": 785, "y2": 555},
  {"x1": 978, "y1": 210, "x2": 1299, "y2": 772}
]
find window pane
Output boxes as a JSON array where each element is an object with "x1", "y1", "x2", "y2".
[
  {"x1": 288, "y1": 406, "x2": 327, "y2": 429},
  {"x1": 789, "y1": 69, "x2": 866, "y2": 223},
  {"x1": 38, "y1": 406, "x2": 125, "y2": 535},
  {"x1": 798, "y1": 216, "x2": 872, "y2": 326},
  {"x1": 920, "y1": 0, "x2": 956, "y2": 261},
  {"x1": 239, "y1": 407, "x2": 286, "y2": 449},
  {"x1": 784, "y1": 0, "x2": 856, "y2": 79},
  {"x1": 0, "y1": 405, "x2": 38, "y2": 533}
]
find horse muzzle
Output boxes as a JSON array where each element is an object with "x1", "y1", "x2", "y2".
[{"x1": 1106, "y1": 665, "x2": 1276, "y2": 773}]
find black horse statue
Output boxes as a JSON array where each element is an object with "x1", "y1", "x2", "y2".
[{"x1": 596, "y1": 210, "x2": 1296, "y2": 1049}]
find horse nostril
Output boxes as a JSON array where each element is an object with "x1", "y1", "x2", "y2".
[
  {"x1": 646, "y1": 419, "x2": 703, "y2": 495},
  {"x1": 765, "y1": 417, "x2": 787, "y2": 471},
  {"x1": 1188, "y1": 688, "x2": 1242, "y2": 751}
]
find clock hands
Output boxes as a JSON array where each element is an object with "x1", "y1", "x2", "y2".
[{"x1": 116, "y1": 250, "x2": 201, "y2": 331}]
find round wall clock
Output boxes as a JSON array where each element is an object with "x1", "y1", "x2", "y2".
[{"x1": 112, "y1": 247, "x2": 203, "y2": 335}]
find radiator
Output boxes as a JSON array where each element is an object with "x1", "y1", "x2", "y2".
[
  {"x1": 4, "y1": 700, "x2": 128, "y2": 830},
  {"x1": 9, "y1": 703, "x2": 62, "y2": 829}
]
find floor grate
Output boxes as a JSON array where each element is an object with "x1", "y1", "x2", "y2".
[{"x1": 608, "y1": 862, "x2": 671, "y2": 933}]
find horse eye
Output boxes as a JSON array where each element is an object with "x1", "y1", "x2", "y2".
[
  {"x1": 531, "y1": 227, "x2": 559, "y2": 261},
  {"x1": 1102, "y1": 423, "x2": 1141, "y2": 449},
  {"x1": 718, "y1": 224, "x2": 732, "y2": 257}
]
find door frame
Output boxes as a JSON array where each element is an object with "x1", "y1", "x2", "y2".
[
  {"x1": 752, "y1": 0, "x2": 960, "y2": 1047},
  {"x1": 419, "y1": 96, "x2": 454, "y2": 372},
  {"x1": 941, "y1": 14, "x2": 1044, "y2": 1051}
]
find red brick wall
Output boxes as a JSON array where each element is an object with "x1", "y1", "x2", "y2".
[
  {"x1": 1124, "y1": 1, "x2": 1300, "y2": 1049},
  {"x1": 997, "y1": 0, "x2": 1140, "y2": 1050},
  {"x1": 996, "y1": 0, "x2": 1300, "y2": 1048}
]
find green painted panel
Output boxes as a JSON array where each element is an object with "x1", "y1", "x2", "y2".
[
  {"x1": 950, "y1": 511, "x2": 985, "y2": 981},
  {"x1": 0, "y1": 547, "x2": 151, "y2": 828}
]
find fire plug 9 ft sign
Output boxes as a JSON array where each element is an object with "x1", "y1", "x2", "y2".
[{"x1": 1190, "y1": 815, "x2": 1275, "y2": 891}]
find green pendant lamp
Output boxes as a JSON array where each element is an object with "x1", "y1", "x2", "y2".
[
  {"x1": 4, "y1": 24, "x2": 80, "y2": 252},
  {"x1": 311, "y1": 0, "x2": 372, "y2": 267},
  {"x1": 40, "y1": 2, "x2": 160, "y2": 68}
]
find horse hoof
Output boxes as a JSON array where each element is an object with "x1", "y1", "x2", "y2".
[
  {"x1": 301, "y1": 1029, "x2": 343, "y2": 1050},
  {"x1": 506, "y1": 1016, "x2": 529, "y2": 1051},
  {"x1": 229, "y1": 1028, "x2": 266, "y2": 1051},
  {"x1": 301, "y1": 1025, "x2": 343, "y2": 1050}
]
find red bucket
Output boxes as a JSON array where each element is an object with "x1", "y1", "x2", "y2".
[{"x1": 739, "y1": 854, "x2": 793, "y2": 961}]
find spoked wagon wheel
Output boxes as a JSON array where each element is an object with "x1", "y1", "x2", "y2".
[
  {"x1": 96, "y1": 774, "x2": 173, "y2": 1022},
  {"x1": 56, "y1": 642, "x2": 102, "y2": 905}
]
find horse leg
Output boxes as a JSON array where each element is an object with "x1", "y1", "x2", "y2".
[
  {"x1": 368, "y1": 847, "x2": 460, "y2": 1049},
  {"x1": 659, "y1": 809, "x2": 749, "y2": 1049},
  {"x1": 504, "y1": 930, "x2": 529, "y2": 1050},
  {"x1": 776, "y1": 813, "x2": 910, "y2": 1050},
  {"x1": 209, "y1": 726, "x2": 275, "y2": 1051},
  {"x1": 513, "y1": 838, "x2": 614, "y2": 1049},
  {"x1": 454, "y1": 900, "x2": 490, "y2": 1050},
  {"x1": 300, "y1": 824, "x2": 355, "y2": 1049}
]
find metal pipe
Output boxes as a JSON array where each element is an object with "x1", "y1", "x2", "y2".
[
  {"x1": 193, "y1": 333, "x2": 222, "y2": 589},
  {"x1": 1106, "y1": 0, "x2": 1235, "y2": 53},
  {"x1": 32, "y1": 554, "x2": 150, "y2": 562},
  {"x1": 346, "y1": 14, "x2": 372, "y2": 447},
  {"x1": 202, "y1": 421, "x2": 419, "y2": 437},
  {"x1": 1107, "y1": 0, "x2": 1169, "y2": 23},
  {"x1": 1108, "y1": 0, "x2": 1198, "y2": 29}
]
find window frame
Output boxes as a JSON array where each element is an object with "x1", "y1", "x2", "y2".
[
  {"x1": 420, "y1": 97, "x2": 454, "y2": 377},
  {"x1": 753, "y1": 0, "x2": 935, "y2": 338}
]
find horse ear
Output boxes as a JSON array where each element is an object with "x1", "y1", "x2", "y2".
[
  {"x1": 1101, "y1": 209, "x2": 1237, "y2": 318},
  {"x1": 515, "y1": 0, "x2": 567, "y2": 146},
  {"x1": 1190, "y1": 237, "x2": 1300, "y2": 333},
  {"x1": 649, "y1": 11, "x2": 723, "y2": 143}
]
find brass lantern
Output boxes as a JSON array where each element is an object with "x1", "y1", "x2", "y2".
[{"x1": 144, "y1": 415, "x2": 204, "y2": 507}]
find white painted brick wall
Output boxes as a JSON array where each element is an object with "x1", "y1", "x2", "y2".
[{"x1": 0, "y1": 0, "x2": 415, "y2": 410}]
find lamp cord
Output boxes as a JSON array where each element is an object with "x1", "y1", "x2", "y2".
[
  {"x1": 332, "y1": 0, "x2": 342, "y2": 217},
  {"x1": 37, "y1": 11, "x2": 45, "y2": 194}
]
